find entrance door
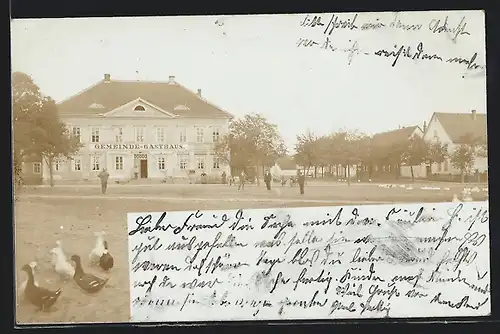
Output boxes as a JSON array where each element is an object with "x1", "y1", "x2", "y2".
[{"x1": 140, "y1": 159, "x2": 148, "y2": 178}]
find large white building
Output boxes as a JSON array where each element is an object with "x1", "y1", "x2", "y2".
[{"x1": 34, "y1": 74, "x2": 233, "y2": 182}]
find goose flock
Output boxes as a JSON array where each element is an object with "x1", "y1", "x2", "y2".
[{"x1": 19, "y1": 231, "x2": 114, "y2": 312}]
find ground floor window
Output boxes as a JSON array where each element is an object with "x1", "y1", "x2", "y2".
[
  {"x1": 33, "y1": 162, "x2": 41, "y2": 174},
  {"x1": 179, "y1": 155, "x2": 188, "y2": 170},
  {"x1": 213, "y1": 157, "x2": 220, "y2": 169},
  {"x1": 73, "y1": 157, "x2": 82, "y2": 171},
  {"x1": 197, "y1": 156, "x2": 205, "y2": 169},
  {"x1": 53, "y1": 160, "x2": 62, "y2": 171},
  {"x1": 115, "y1": 156, "x2": 124, "y2": 170},
  {"x1": 158, "y1": 157, "x2": 166, "y2": 170},
  {"x1": 92, "y1": 156, "x2": 100, "y2": 171}
]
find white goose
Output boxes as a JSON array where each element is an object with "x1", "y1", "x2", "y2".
[
  {"x1": 50, "y1": 240, "x2": 75, "y2": 281},
  {"x1": 89, "y1": 231, "x2": 106, "y2": 266}
]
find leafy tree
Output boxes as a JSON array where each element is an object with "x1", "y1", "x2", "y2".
[
  {"x1": 402, "y1": 136, "x2": 429, "y2": 182},
  {"x1": 450, "y1": 144, "x2": 475, "y2": 183},
  {"x1": 214, "y1": 113, "x2": 287, "y2": 181},
  {"x1": 333, "y1": 130, "x2": 368, "y2": 185},
  {"x1": 426, "y1": 140, "x2": 449, "y2": 168},
  {"x1": 12, "y1": 71, "x2": 82, "y2": 187},
  {"x1": 478, "y1": 142, "x2": 488, "y2": 158},
  {"x1": 214, "y1": 134, "x2": 250, "y2": 171},
  {"x1": 294, "y1": 131, "x2": 319, "y2": 177}
]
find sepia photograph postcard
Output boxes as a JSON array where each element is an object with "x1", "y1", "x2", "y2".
[{"x1": 11, "y1": 10, "x2": 489, "y2": 325}]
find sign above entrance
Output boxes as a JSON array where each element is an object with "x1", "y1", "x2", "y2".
[
  {"x1": 94, "y1": 144, "x2": 185, "y2": 150},
  {"x1": 134, "y1": 153, "x2": 147, "y2": 160}
]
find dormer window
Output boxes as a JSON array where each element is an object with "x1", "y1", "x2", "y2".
[
  {"x1": 174, "y1": 105, "x2": 190, "y2": 111},
  {"x1": 134, "y1": 105, "x2": 146, "y2": 112},
  {"x1": 89, "y1": 103, "x2": 105, "y2": 109}
]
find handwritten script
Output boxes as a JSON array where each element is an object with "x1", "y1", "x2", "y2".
[
  {"x1": 128, "y1": 201, "x2": 490, "y2": 322},
  {"x1": 295, "y1": 11, "x2": 485, "y2": 75}
]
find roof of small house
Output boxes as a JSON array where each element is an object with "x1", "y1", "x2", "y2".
[
  {"x1": 432, "y1": 112, "x2": 487, "y2": 144},
  {"x1": 56, "y1": 76, "x2": 233, "y2": 119},
  {"x1": 371, "y1": 126, "x2": 421, "y2": 147}
]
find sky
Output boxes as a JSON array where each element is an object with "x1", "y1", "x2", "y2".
[{"x1": 11, "y1": 10, "x2": 486, "y2": 151}]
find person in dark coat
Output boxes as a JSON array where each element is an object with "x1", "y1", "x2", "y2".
[
  {"x1": 97, "y1": 169, "x2": 110, "y2": 194},
  {"x1": 264, "y1": 170, "x2": 272, "y2": 191},
  {"x1": 221, "y1": 171, "x2": 227, "y2": 185},
  {"x1": 297, "y1": 171, "x2": 305, "y2": 195}
]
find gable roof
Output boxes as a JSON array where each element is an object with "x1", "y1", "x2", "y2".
[
  {"x1": 57, "y1": 77, "x2": 233, "y2": 119},
  {"x1": 371, "y1": 126, "x2": 420, "y2": 147},
  {"x1": 432, "y1": 112, "x2": 487, "y2": 144}
]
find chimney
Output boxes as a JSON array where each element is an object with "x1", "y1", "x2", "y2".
[
  {"x1": 104, "y1": 73, "x2": 111, "y2": 83},
  {"x1": 423, "y1": 121, "x2": 427, "y2": 132},
  {"x1": 471, "y1": 109, "x2": 477, "y2": 120},
  {"x1": 197, "y1": 89, "x2": 202, "y2": 97},
  {"x1": 168, "y1": 75, "x2": 176, "y2": 84}
]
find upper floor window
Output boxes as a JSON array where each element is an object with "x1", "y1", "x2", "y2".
[
  {"x1": 212, "y1": 128, "x2": 220, "y2": 142},
  {"x1": 72, "y1": 127, "x2": 81, "y2": 142},
  {"x1": 135, "y1": 126, "x2": 145, "y2": 143},
  {"x1": 115, "y1": 127, "x2": 124, "y2": 143},
  {"x1": 91, "y1": 127, "x2": 100, "y2": 143},
  {"x1": 179, "y1": 128, "x2": 187, "y2": 143},
  {"x1": 157, "y1": 127, "x2": 165, "y2": 143},
  {"x1": 134, "y1": 105, "x2": 146, "y2": 112},
  {"x1": 196, "y1": 127, "x2": 204, "y2": 143}
]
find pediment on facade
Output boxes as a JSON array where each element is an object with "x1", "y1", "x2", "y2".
[{"x1": 102, "y1": 98, "x2": 178, "y2": 118}]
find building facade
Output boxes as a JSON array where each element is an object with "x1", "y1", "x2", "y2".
[
  {"x1": 422, "y1": 110, "x2": 487, "y2": 177},
  {"x1": 37, "y1": 74, "x2": 232, "y2": 182}
]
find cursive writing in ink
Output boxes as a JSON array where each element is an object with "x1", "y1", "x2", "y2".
[
  {"x1": 374, "y1": 42, "x2": 443, "y2": 67},
  {"x1": 324, "y1": 13, "x2": 358, "y2": 35},
  {"x1": 430, "y1": 293, "x2": 489, "y2": 310},
  {"x1": 428, "y1": 16, "x2": 470, "y2": 43}
]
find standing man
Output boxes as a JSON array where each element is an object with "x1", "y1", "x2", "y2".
[
  {"x1": 297, "y1": 171, "x2": 305, "y2": 195},
  {"x1": 238, "y1": 171, "x2": 246, "y2": 191},
  {"x1": 98, "y1": 168, "x2": 110, "y2": 195},
  {"x1": 264, "y1": 170, "x2": 272, "y2": 191}
]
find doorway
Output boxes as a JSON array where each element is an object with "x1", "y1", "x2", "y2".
[{"x1": 140, "y1": 159, "x2": 148, "y2": 178}]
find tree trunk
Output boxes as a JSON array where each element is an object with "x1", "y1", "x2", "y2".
[
  {"x1": 314, "y1": 166, "x2": 317, "y2": 178},
  {"x1": 45, "y1": 155, "x2": 55, "y2": 187},
  {"x1": 460, "y1": 171, "x2": 465, "y2": 183},
  {"x1": 255, "y1": 161, "x2": 260, "y2": 186},
  {"x1": 410, "y1": 165, "x2": 415, "y2": 182},
  {"x1": 346, "y1": 163, "x2": 351, "y2": 186}
]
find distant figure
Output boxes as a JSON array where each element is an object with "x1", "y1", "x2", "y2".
[
  {"x1": 221, "y1": 171, "x2": 227, "y2": 185},
  {"x1": 97, "y1": 169, "x2": 110, "y2": 195},
  {"x1": 133, "y1": 165, "x2": 139, "y2": 179},
  {"x1": 297, "y1": 171, "x2": 305, "y2": 195},
  {"x1": 238, "y1": 171, "x2": 246, "y2": 191},
  {"x1": 264, "y1": 170, "x2": 272, "y2": 191}
]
